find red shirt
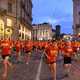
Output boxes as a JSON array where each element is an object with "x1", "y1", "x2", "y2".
[
  {"x1": 24, "y1": 41, "x2": 33, "y2": 52},
  {"x1": 63, "y1": 42, "x2": 74, "y2": 57},
  {"x1": 45, "y1": 43, "x2": 58, "y2": 62},
  {"x1": 15, "y1": 41, "x2": 21, "y2": 52},
  {"x1": 1, "y1": 40, "x2": 11, "y2": 55}
]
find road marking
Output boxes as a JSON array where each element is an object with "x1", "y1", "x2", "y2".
[{"x1": 35, "y1": 54, "x2": 43, "y2": 80}]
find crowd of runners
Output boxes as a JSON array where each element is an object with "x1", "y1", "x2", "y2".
[{"x1": 0, "y1": 36, "x2": 80, "y2": 80}]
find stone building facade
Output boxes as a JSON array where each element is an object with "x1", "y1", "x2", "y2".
[
  {"x1": 32, "y1": 23, "x2": 55, "y2": 41},
  {"x1": 73, "y1": 0, "x2": 80, "y2": 34},
  {"x1": 0, "y1": 0, "x2": 32, "y2": 40}
]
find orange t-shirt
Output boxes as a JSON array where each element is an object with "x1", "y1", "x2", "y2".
[
  {"x1": 15, "y1": 42, "x2": 21, "y2": 52},
  {"x1": 25, "y1": 41, "x2": 33, "y2": 52},
  {"x1": 63, "y1": 44, "x2": 74, "y2": 57},
  {"x1": 33, "y1": 41, "x2": 39, "y2": 48},
  {"x1": 60, "y1": 42, "x2": 65, "y2": 51},
  {"x1": 38, "y1": 42, "x2": 42, "y2": 49},
  {"x1": 1, "y1": 41, "x2": 11, "y2": 55},
  {"x1": 45, "y1": 44, "x2": 58, "y2": 62}
]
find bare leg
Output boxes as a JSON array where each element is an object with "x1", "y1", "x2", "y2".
[
  {"x1": 67, "y1": 64, "x2": 72, "y2": 75},
  {"x1": 52, "y1": 63, "x2": 56, "y2": 80},
  {"x1": 64, "y1": 64, "x2": 69, "y2": 76},
  {"x1": 48, "y1": 63, "x2": 56, "y2": 80},
  {"x1": 2, "y1": 59, "x2": 8, "y2": 80},
  {"x1": 16, "y1": 52, "x2": 19, "y2": 62},
  {"x1": 26, "y1": 52, "x2": 31, "y2": 64}
]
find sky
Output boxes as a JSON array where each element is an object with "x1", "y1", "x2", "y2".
[{"x1": 32, "y1": 0, "x2": 73, "y2": 34}]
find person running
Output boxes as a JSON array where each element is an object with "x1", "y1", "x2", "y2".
[
  {"x1": 1, "y1": 38, "x2": 12, "y2": 79},
  {"x1": 24, "y1": 40, "x2": 33, "y2": 64},
  {"x1": 62, "y1": 40, "x2": 75, "y2": 77},
  {"x1": 15, "y1": 40, "x2": 21, "y2": 63},
  {"x1": 44, "y1": 40, "x2": 58, "y2": 80}
]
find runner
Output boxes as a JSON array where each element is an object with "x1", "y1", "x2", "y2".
[
  {"x1": 15, "y1": 40, "x2": 21, "y2": 63},
  {"x1": 44, "y1": 40, "x2": 58, "y2": 80},
  {"x1": 73, "y1": 40, "x2": 80, "y2": 62},
  {"x1": 62, "y1": 40, "x2": 75, "y2": 77},
  {"x1": 1, "y1": 38, "x2": 12, "y2": 79},
  {"x1": 24, "y1": 40, "x2": 33, "y2": 64}
]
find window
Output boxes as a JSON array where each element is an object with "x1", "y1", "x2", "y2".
[
  {"x1": 79, "y1": 11, "x2": 80, "y2": 15},
  {"x1": 22, "y1": 27, "x2": 24, "y2": 31},
  {"x1": 22, "y1": 33, "x2": 24, "y2": 39},
  {"x1": 19, "y1": 25, "x2": 21, "y2": 30},
  {"x1": 7, "y1": 18, "x2": 12, "y2": 26},
  {"x1": 43, "y1": 30, "x2": 45, "y2": 35},
  {"x1": 19, "y1": 33, "x2": 21, "y2": 37},
  {"x1": 0, "y1": 19, "x2": 4, "y2": 34},
  {"x1": 34, "y1": 30, "x2": 36, "y2": 35},
  {"x1": 8, "y1": 2, "x2": 12, "y2": 13}
]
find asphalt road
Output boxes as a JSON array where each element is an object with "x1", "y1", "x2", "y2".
[{"x1": 0, "y1": 51, "x2": 80, "y2": 80}]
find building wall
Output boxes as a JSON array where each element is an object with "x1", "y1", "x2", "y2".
[
  {"x1": 32, "y1": 23, "x2": 54, "y2": 41},
  {"x1": 73, "y1": 0, "x2": 80, "y2": 34},
  {"x1": 0, "y1": 0, "x2": 32, "y2": 40}
]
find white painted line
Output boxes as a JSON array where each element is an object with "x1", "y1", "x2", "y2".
[{"x1": 35, "y1": 54, "x2": 43, "y2": 80}]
